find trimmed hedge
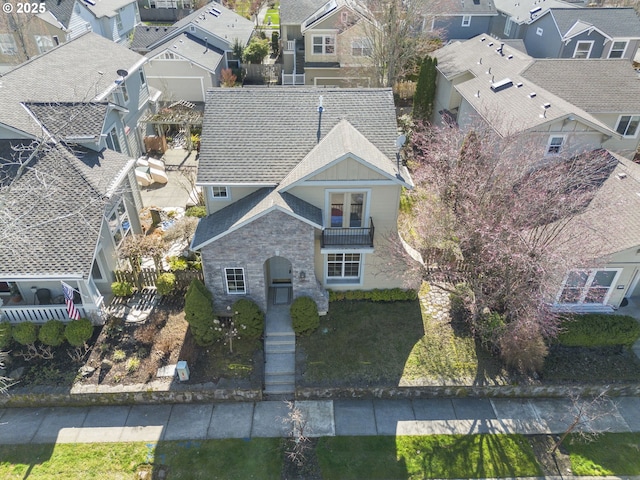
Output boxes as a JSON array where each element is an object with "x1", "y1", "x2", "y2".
[
  {"x1": 184, "y1": 278, "x2": 221, "y2": 346},
  {"x1": 329, "y1": 288, "x2": 418, "y2": 302},
  {"x1": 65, "y1": 318, "x2": 94, "y2": 347},
  {"x1": 185, "y1": 205, "x2": 207, "y2": 218},
  {"x1": 557, "y1": 314, "x2": 640, "y2": 348},
  {"x1": 232, "y1": 298, "x2": 264, "y2": 340},
  {"x1": 291, "y1": 296, "x2": 320, "y2": 336},
  {"x1": 12, "y1": 322, "x2": 37, "y2": 345},
  {"x1": 0, "y1": 321, "x2": 12, "y2": 349},
  {"x1": 39, "y1": 319, "x2": 66, "y2": 347}
]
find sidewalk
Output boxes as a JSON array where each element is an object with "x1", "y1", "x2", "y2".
[{"x1": 1, "y1": 396, "x2": 639, "y2": 445}]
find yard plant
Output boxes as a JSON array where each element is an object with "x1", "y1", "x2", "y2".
[
  {"x1": 12, "y1": 321, "x2": 37, "y2": 345},
  {"x1": 290, "y1": 296, "x2": 319, "y2": 336},
  {"x1": 0, "y1": 321, "x2": 12, "y2": 348},
  {"x1": 64, "y1": 318, "x2": 93, "y2": 346},
  {"x1": 557, "y1": 314, "x2": 640, "y2": 348},
  {"x1": 155, "y1": 272, "x2": 176, "y2": 296},
  {"x1": 38, "y1": 319, "x2": 65, "y2": 347},
  {"x1": 231, "y1": 298, "x2": 264, "y2": 340},
  {"x1": 184, "y1": 278, "x2": 220, "y2": 346}
]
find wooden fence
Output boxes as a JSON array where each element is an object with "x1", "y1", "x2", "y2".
[{"x1": 114, "y1": 269, "x2": 203, "y2": 293}]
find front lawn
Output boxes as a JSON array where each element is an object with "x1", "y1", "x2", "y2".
[
  {"x1": 298, "y1": 283, "x2": 506, "y2": 386},
  {"x1": 567, "y1": 432, "x2": 640, "y2": 476}
]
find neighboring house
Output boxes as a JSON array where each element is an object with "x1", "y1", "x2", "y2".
[
  {"x1": 552, "y1": 152, "x2": 640, "y2": 312},
  {"x1": 0, "y1": 32, "x2": 153, "y2": 160},
  {"x1": 428, "y1": 0, "x2": 498, "y2": 41},
  {"x1": 0, "y1": 7, "x2": 68, "y2": 73},
  {"x1": 279, "y1": 0, "x2": 377, "y2": 87},
  {"x1": 489, "y1": 0, "x2": 578, "y2": 41},
  {"x1": 141, "y1": 3, "x2": 253, "y2": 102},
  {"x1": 137, "y1": 0, "x2": 212, "y2": 22},
  {"x1": 66, "y1": 0, "x2": 141, "y2": 43},
  {"x1": 191, "y1": 88, "x2": 414, "y2": 315},
  {"x1": 523, "y1": 8, "x2": 640, "y2": 59},
  {"x1": 0, "y1": 140, "x2": 143, "y2": 324},
  {"x1": 432, "y1": 35, "x2": 640, "y2": 159}
]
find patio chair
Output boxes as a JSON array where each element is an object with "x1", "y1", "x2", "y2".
[{"x1": 36, "y1": 288, "x2": 52, "y2": 305}]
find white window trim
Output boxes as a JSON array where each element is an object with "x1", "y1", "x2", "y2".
[
  {"x1": 108, "y1": 199, "x2": 131, "y2": 248},
  {"x1": 351, "y1": 38, "x2": 372, "y2": 57},
  {"x1": 116, "y1": 11, "x2": 124, "y2": 32},
  {"x1": 224, "y1": 267, "x2": 246, "y2": 294},
  {"x1": 615, "y1": 114, "x2": 640, "y2": 138},
  {"x1": 503, "y1": 17, "x2": 512, "y2": 36},
  {"x1": 536, "y1": 27, "x2": 543, "y2": 36},
  {"x1": 139, "y1": 68, "x2": 146, "y2": 86},
  {"x1": 608, "y1": 40, "x2": 628, "y2": 58},
  {"x1": 312, "y1": 34, "x2": 336, "y2": 55},
  {"x1": 545, "y1": 135, "x2": 566, "y2": 156},
  {"x1": 106, "y1": 125, "x2": 122, "y2": 152},
  {"x1": 461, "y1": 15, "x2": 471, "y2": 27},
  {"x1": 0, "y1": 33, "x2": 17, "y2": 55},
  {"x1": 556, "y1": 268, "x2": 621, "y2": 305},
  {"x1": 573, "y1": 40, "x2": 594, "y2": 58},
  {"x1": 325, "y1": 252, "x2": 364, "y2": 286},
  {"x1": 325, "y1": 188, "x2": 371, "y2": 228},
  {"x1": 209, "y1": 186, "x2": 230, "y2": 200}
]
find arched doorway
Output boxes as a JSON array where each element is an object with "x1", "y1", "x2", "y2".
[{"x1": 264, "y1": 256, "x2": 292, "y2": 307}]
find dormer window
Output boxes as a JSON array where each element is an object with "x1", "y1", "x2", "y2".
[{"x1": 609, "y1": 41, "x2": 628, "y2": 59}]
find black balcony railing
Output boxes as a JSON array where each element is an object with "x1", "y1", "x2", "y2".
[{"x1": 321, "y1": 217, "x2": 374, "y2": 248}]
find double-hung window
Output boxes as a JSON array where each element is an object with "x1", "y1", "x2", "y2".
[
  {"x1": 312, "y1": 35, "x2": 335, "y2": 55},
  {"x1": 615, "y1": 115, "x2": 640, "y2": 137},
  {"x1": 461, "y1": 15, "x2": 471, "y2": 27},
  {"x1": 573, "y1": 41, "x2": 593, "y2": 58},
  {"x1": 116, "y1": 11, "x2": 124, "y2": 32},
  {"x1": 558, "y1": 269, "x2": 619, "y2": 304},
  {"x1": 210, "y1": 186, "x2": 229, "y2": 199},
  {"x1": 351, "y1": 38, "x2": 372, "y2": 57},
  {"x1": 225, "y1": 268, "x2": 246, "y2": 294},
  {"x1": 503, "y1": 17, "x2": 513, "y2": 36},
  {"x1": 34, "y1": 35, "x2": 54, "y2": 54},
  {"x1": 0, "y1": 34, "x2": 17, "y2": 55},
  {"x1": 546, "y1": 135, "x2": 565, "y2": 155},
  {"x1": 608, "y1": 41, "x2": 627, "y2": 59}
]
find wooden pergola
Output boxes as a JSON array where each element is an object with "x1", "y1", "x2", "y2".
[{"x1": 139, "y1": 100, "x2": 204, "y2": 151}]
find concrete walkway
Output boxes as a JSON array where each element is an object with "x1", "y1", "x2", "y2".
[
  {"x1": 264, "y1": 288, "x2": 296, "y2": 396},
  {"x1": 1, "y1": 396, "x2": 639, "y2": 445}
]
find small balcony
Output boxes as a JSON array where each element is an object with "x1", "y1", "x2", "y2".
[{"x1": 321, "y1": 217, "x2": 375, "y2": 248}]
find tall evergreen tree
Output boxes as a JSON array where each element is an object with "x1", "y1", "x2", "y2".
[{"x1": 413, "y1": 56, "x2": 438, "y2": 121}]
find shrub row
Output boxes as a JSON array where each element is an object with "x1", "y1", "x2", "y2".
[
  {"x1": 0, "y1": 318, "x2": 94, "y2": 348},
  {"x1": 557, "y1": 314, "x2": 640, "y2": 348},
  {"x1": 329, "y1": 288, "x2": 418, "y2": 302}
]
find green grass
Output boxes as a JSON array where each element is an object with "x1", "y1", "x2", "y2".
[
  {"x1": 317, "y1": 435, "x2": 542, "y2": 479},
  {"x1": 568, "y1": 432, "x2": 640, "y2": 476},
  {"x1": 0, "y1": 439, "x2": 282, "y2": 479},
  {"x1": 297, "y1": 299, "x2": 425, "y2": 385},
  {"x1": 264, "y1": 8, "x2": 279, "y2": 26},
  {"x1": 299, "y1": 284, "x2": 505, "y2": 386}
]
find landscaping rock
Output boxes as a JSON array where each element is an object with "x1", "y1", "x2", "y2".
[{"x1": 79, "y1": 366, "x2": 96, "y2": 377}]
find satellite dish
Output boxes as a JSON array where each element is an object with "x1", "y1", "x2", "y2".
[
  {"x1": 396, "y1": 134, "x2": 407, "y2": 149},
  {"x1": 116, "y1": 69, "x2": 129, "y2": 78}
]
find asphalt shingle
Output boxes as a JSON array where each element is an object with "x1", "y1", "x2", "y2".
[
  {"x1": 550, "y1": 7, "x2": 640, "y2": 38},
  {"x1": 147, "y1": 33, "x2": 223, "y2": 71},
  {"x1": 23, "y1": 102, "x2": 108, "y2": 142},
  {"x1": 280, "y1": 0, "x2": 327, "y2": 25},
  {"x1": 198, "y1": 87, "x2": 398, "y2": 184}
]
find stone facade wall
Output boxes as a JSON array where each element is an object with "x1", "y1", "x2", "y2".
[{"x1": 200, "y1": 210, "x2": 328, "y2": 314}]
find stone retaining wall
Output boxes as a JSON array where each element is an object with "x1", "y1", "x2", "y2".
[{"x1": 4, "y1": 383, "x2": 640, "y2": 408}]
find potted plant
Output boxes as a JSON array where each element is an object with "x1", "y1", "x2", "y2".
[{"x1": 9, "y1": 284, "x2": 22, "y2": 304}]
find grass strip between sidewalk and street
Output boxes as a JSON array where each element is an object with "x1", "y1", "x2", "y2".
[{"x1": 0, "y1": 433, "x2": 639, "y2": 478}]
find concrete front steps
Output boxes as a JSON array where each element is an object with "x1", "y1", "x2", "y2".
[{"x1": 264, "y1": 331, "x2": 295, "y2": 396}]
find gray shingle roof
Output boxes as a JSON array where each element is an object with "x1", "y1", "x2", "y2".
[
  {"x1": 279, "y1": 119, "x2": 410, "y2": 190},
  {"x1": 440, "y1": 0, "x2": 497, "y2": 16},
  {"x1": 198, "y1": 88, "x2": 398, "y2": 184},
  {"x1": 161, "y1": 2, "x2": 254, "y2": 48},
  {"x1": 493, "y1": 0, "x2": 577, "y2": 24},
  {"x1": 82, "y1": 0, "x2": 136, "y2": 18},
  {"x1": 131, "y1": 25, "x2": 177, "y2": 52},
  {"x1": 23, "y1": 102, "x2": 108, "y2": 142},
  {"x1": 43, "y1": 0, "x2": 75, "y2": 29},
  {"x1": 0, "y1": 32, "x2": 146, "y2": 138},
  {"x1": 521, "y1": 59, "x2": 640, "y2": 113},
  {"x1": 556, "y1": 152, "x2": 640, "y2": 257},
  {"x1": 0, "y1": 141, "x2": 133, "y2": 277},
  {"x1": 147, "y1": 33, "x2": 223, "y2": 72},
  {"x1": 434, "y1": 36, "x2": 620, "y2": 137},
  {"x1": 280, "y1": 0, "x2": 327, "y2": 25},
  {"x1": 550, "y1": 8, "x2": 640, "y2": 38},
  {"x1": 191, "y1": 188, "x2": 322, "y2": 249}
]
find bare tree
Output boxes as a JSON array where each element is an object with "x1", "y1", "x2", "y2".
[
  {"x1": 397, "y1": 122, "x2": 619, "y2": 371},
  {"x1": 359, "y1": 0, "x2": 443, "y2": 87},
  {"x1": 0, "y1": 351, "x2": 16, "y2": 395}
]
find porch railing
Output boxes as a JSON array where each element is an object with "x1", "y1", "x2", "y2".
[
  {"x1": 321, "y1": 217, "x2": 374, "y2": 248},
  {"x1": 1, "y1": 305, "x2": 88, "y2": 323},
  {"x1": 285, "y1": 40, "x2": 296, "y2": 52}
]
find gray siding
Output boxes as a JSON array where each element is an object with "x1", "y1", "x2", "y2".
[
  {"x1": 435, "y1": 15, "x2": 493, "y2": 41},
  {"x1": 559, "y1": 31, "x2": 606, "y2": 58},
  {"x1": 524, "y1": 14, "x2": 562, "y2": 58}
]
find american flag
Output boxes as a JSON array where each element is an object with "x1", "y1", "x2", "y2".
[{"x1": 61, "y1": 282, "x2": 81, "y2": 320}]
